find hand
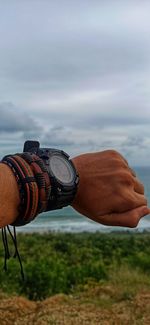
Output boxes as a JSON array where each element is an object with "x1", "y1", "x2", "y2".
[{"x1": 71, "y1": 150, "x2": 150, "y2": 228}]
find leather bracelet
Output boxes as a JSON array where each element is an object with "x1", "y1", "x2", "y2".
[
  {"x1": 2, "y1": 152, "x2": 51, "y2": 226},
  {"x1": 12, "y1": 155, "x2": 39, "y2": 224},
  {"x1": 18, "y1": 153, "x2": 51, "y2": 214},
  {"x1": 1, "y1": 152, "x2": 51, "y2": 280},
  {"x1": 2, "y1": 155, "x2": 39, "y2": 226}
]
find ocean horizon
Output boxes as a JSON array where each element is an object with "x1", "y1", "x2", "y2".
[{"x1": 15, "y1": 166, "x2": 150, "y2": 234}]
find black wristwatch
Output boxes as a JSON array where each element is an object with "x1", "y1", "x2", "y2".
[{"x1": 23, "y1": 140, "x2": 79, "y2": 211}]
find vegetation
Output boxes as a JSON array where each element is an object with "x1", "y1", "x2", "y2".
[{"x1": 0, "y1": 231, "x2": 150, "y2": 301}]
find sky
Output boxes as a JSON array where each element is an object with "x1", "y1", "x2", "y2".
[{"x1": 0, "y1": 1, "x2": 150, "y2": 166}]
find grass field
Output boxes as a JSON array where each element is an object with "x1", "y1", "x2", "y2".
[{"x1": 0, "y1": 231, "x2": 150, "y2": 324}]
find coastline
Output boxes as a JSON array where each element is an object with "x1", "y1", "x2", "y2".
[{"x1": 14, "y1": 213, "x2": 150, "y2": 234}]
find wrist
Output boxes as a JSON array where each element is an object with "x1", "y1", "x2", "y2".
[
  {"x1": 70, "y1": 157, "x2": 81, "y2": 207},
  {"x1": 23, "y1": 141, "x2": 79, "y2": 211}
]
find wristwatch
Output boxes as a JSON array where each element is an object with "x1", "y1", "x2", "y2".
[{"x1": 23, "y1": 140, "x2": 79, "y2": 211}]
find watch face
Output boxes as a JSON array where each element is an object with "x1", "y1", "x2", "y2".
[{"x1": 49, "y1": 155, "x2": 74, "y2": 184}]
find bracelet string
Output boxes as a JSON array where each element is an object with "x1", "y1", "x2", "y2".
[{"x1": 1, "y1": 153, "x2": 51, "y2": 280}]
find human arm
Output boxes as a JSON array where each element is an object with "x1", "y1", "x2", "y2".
[{"x1": 0, "y1": 149, "x2": 149, "y2": 228}]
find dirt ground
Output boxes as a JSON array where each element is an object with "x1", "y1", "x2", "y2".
[{"x1": 0, "y1": 287, "x2": 150, "y2": 325}]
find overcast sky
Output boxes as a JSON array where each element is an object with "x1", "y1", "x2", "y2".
[{"x1": 0, "y1": 1, "x2": 150, "y2": 166}]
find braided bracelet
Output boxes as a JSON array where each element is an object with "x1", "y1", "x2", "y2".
[
  {"x1": 2, "y1": 153, "x2": 51, "y2": 226},
  {"x1": 20, "y1": 152, "x2": 51, "y2": 211},
  {"x1": 11, "y1": 155, "x2": 39, "y2": 224},
  {"x1": 18, "y1": 152, "x2": 51, "y2": 214},
  {"x1": 2, "y1": 155, "x2": 39, "y2": 226},
  {"x1": 1, "y1": 152, "x2": 51, "y2": 280}
]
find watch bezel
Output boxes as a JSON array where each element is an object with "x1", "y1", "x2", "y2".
[
  {"x1": 48, "y1": 154, "x2": 75, "y2": 186},
  {"x1": 36, "y1": 149, "x2": 78, "y2": 188}
]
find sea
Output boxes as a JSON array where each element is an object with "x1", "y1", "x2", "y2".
[{"x1": 16, "y1": 167, "x2": 150, "y2": 234}]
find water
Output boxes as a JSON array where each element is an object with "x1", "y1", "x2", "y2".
[{"x1": 16, "y1": 167, "x2": 150, "y2": 233}]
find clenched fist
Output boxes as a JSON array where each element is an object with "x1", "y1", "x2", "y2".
[{"x1": 71, "y1": 150, "x2": 150, "y2": 228}]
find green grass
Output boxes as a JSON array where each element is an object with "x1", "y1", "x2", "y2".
[{"x1": 0, "y1": 231, "x2": 150, "y2": 300}]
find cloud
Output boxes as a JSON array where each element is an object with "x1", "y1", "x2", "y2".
[
  {"x1": 0, "y1": 0, "x2": 150, "y2": 95},
  {"x1": 24, "y1": 84, "x2": 150, "y2": 130},
  {"x1": 0, "y1": 102, "x2": 41, "y2": 133},
  {"x1": 0, "y1": 1, "x2": 150, "y2": 165},
  {"x1": 41, "y1": 126, "x2": 74, "y2": 147},
  {"x1": 0, "y1": 102, "x2": 43, "y2": 157},
  {"x1": 122, "y1": 136, "x2": 147, "y2": 149}
]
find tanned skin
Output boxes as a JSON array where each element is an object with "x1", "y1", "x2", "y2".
[
  {"x1": 71, "y1": 150, "x2": 150, "y2": 228},
  {"x1": 0, "y1": 150, "x2": 149, "y2": 228},
  {"x1": 0, "y1": 163, "x2": 20, "y2": 227}
]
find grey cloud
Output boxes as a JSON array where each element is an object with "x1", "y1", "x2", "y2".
[
  {"x1": 0, "y1": 102, "x2": 42, "y2": 133},
  {"x1": 0, "y1": 1, "x2": 149, "y2": 93},
  {"x1": 0, "y1": 2, "x2": 150, "y2": 166},
  {"x1": 87, "y1": 116, "x2": 150, "y2": 129},
  {"x1": 2, "y1": 32, "x2": 148, "y2": 92},
  {"x1": 121, "y1": 136, "x2": 148, "y2": 154},
  {"x1": 34, "y1": 107, "x2": 150, "y2": 130},
  {"x1": 41, "y1": 126, "x2": 75, "y2": 148},
  {"x1": 122, "y1": 136, "x2": 146, "y2": 147}
]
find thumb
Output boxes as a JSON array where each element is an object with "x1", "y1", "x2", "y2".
[
  {"x1": 120, "y1": 205, "x2": 150, "y2": 228},
  {"x1": 96, "y1": 206, "x2": 150, "y2": 228}
]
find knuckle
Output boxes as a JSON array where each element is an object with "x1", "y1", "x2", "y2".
[
  {"x1": 108, "y1": 150, "x2": 120, "y2": 158},
  {"x1": 108, "y1": 153, "x2": 129, "y2": 170},
  {"x1": 109, "y1": 150, "x2": 127, "y2": 162},
  {"x1": 117, "y1": 170, "x2": 133, "y2": 186}
]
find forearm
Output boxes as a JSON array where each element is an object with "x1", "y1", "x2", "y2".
[{"x1": 0, "y1": 163, "x2": 20, "y2": 227}]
